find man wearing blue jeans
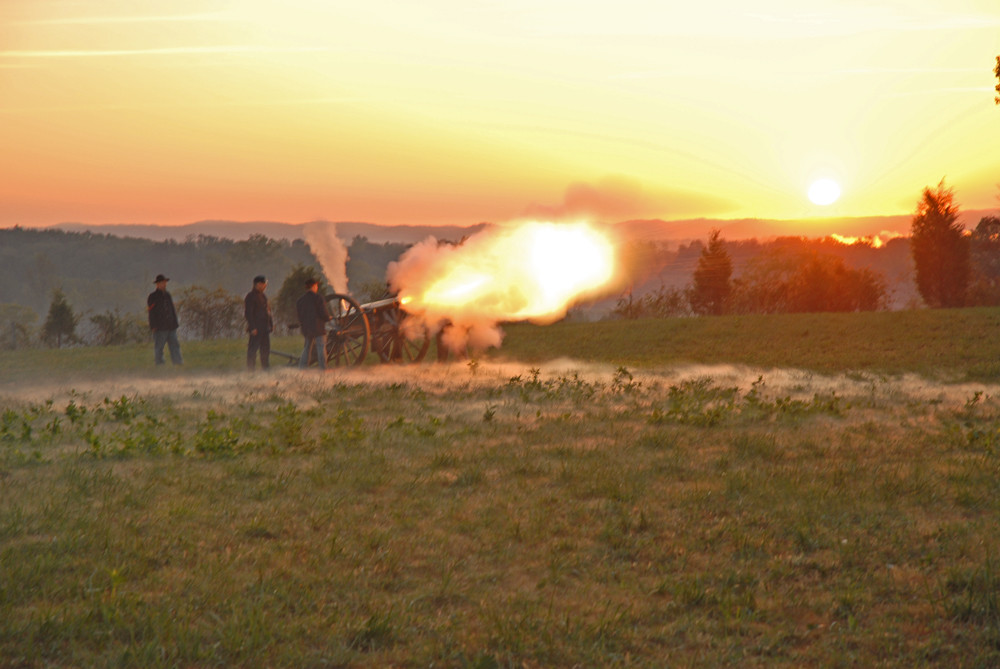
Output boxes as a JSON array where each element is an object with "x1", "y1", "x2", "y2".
[
  {"x1": 296, "y1": 278, "x2": 332, "y2": 369},
  {"x1": 147, "y1": 274, "x2": 183, "y2": 365}
]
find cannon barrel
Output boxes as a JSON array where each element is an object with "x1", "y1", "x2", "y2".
[{"x1": 357, "y1": 296, "x2": 404, "y2": 313}]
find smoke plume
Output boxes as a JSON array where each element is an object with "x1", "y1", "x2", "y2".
[
  {"x1": 302, "y1": 221, "x2": 349, "y2": 293},
  {"x1": 386, "y1": 221, "x2": 618, "y2": 355}
]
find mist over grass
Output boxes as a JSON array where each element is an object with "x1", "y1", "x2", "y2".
[
  {"x1": 499, "y1": 307, "x2": 1000, "y2": 381},
  {"x1": 2, "y1": 309, "x2": 1000, "y2": 666}
]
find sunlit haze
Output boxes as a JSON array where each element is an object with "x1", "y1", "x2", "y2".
[{"x1": 2, "y1": 1, "x2": 999, "y2": 230}]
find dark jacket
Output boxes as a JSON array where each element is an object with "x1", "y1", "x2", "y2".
[
  {"x1": 296, "y1": 291, "x2": 332, "y2": 337},
  {"x1": 244, "y1": 289, "x2": 273, "y2": 334},
  {"x1": 147, "y1": 288, "x2": 179, "y2": 331}
]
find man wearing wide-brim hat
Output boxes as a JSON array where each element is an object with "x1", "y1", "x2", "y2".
[
  {"x1": 244, "y1": 274, "x2": 273, "y2": 370},
  {"x1": 147, "y1": 274, "x2": 183, "y2": 366}
]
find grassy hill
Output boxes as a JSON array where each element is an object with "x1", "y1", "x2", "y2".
[{"x1": 497, "y1": 307, "x2": 1000, "y2": 380}]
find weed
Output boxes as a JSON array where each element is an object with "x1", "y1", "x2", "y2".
[
  {"x1": 64, "y1": 400, "x2": 87, "y2": 424},
  {"x1": 321, "y1": 409, "x2": 366, "y2": 448},
  {"x1": 102, "y1": 394, "x2": 143, "y2": 423},
  {"x1": 610, "y1": 366, "x2": 641, "y2": 394},
  {"x1": 650, "y1": 377, "x2": 739, "y2": 426},
  {"x1": 269, "y1": 400, "x2": 308, "y2": 451},
  {"x1": 194, "y1": 410, "x2": 240, "y2": 456},
  {"x1": 108, "y1": 416, "x2": 166, "y2": 457},
  {"x1": 650, "y1": 376, "x2": 847, "y2": 427},
  {"x1": 506, "y1": 368, "x2": 603, "y2": 402}
]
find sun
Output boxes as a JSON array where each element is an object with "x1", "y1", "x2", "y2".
[{"x1": 808, "y1": 179, "x2": 841, "y2": 206}]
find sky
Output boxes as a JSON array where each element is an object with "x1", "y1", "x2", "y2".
[{"x1": 1, "y1": 0, "x2": 998, "y2": 231}]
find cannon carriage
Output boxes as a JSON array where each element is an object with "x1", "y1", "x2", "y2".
[{"x1": 321, "y1": 293, "x2": 430, "y2": 367}]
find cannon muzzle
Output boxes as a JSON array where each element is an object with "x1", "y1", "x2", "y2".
[{"x1": 357, "y1": 296, "x2": 403, "y2": 313}]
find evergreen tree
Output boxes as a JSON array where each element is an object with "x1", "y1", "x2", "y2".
[
  {"x1": 274, "y1": 264, "x2": 328, "y2": 332},
  {"x1": 994, "y1": 55, "x2": 999, "y2": 105},
  {"x1": 42, "y1": 289, "x2": 78, "y2": 348},
  {"x1": 910, "y1": 181, "x2": 970, "y2": 308},
  {"x1": 967, "y1": 216, "x2": 1000, "y2": 306},
  {"x1": 689, "y1": 229, "x2": 733, "y2": 315}
]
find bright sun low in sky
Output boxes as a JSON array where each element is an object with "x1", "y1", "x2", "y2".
[
  {"x1": 808, "y1": 179, "x2": 842, "y2": 206},
  {"x1": 1, "y1": 0, "x2": 999, "y2": 229}
]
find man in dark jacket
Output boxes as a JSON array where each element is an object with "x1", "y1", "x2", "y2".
[
  {"x1": 296, "y1": 278, "x2": 332, "y2": 370},
  {"x1": 147, "y1": 274, "x2": 183, "y2": 365},
  {"x1": 244, "y1": 275, "x2": 273, "y2": 370}
]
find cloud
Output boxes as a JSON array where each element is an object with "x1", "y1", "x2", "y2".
[
  {"x1": 0, "y1": 46, "x2": 328, "y2": 59},
  {"x1": 520, "y1": 176, "x2": 733, "y2": 223},
  {"x1": 13, "y1": 12, "x2": 229, "y2": 26}
]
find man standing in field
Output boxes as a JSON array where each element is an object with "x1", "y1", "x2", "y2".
[
  {"x1": 296, "y1": 278, "x2": 332, "y2": 370},
  {"x1": 244, "y1": 275, "x2": 273, "y2": 371},
  {"x1": 147, "y1": 273, "x2": 183, "y2": 366}
]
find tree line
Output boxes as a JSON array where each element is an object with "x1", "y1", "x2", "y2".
[
  {"x1": 3, "y1": 179, "x2": 998, "y2": 349},
  {"x1": 0, "y1": 231, "x2": 410, "y2": 350},
  {"x1": 612, "y1": 180, "x2": 1000, "y2": 319}
]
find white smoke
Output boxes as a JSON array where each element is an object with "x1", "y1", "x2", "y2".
[
  {"x1": 384, "y1": 240, "x2": 495, "y2": 354},
  {"x1": 386, "y1": 235, "x2": 507, "y2": 355},
  {"x1": 302, "y1": 221, "x2": 349, "y2": 293},
  {"x1": 385, "y1": 222, "x2": 617, "y2": 355}
]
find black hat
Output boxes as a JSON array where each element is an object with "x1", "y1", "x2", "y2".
[
  {"x1": 154, "y1": 274, "x2": 169, "y2": 283},
  {"x1": 253, "y1": 275, "x2": 267, "y2": 284}
]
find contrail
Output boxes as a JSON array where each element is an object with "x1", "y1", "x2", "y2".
[{"x1": 13, "y1": 13, "x2": 229, "y2": 25}]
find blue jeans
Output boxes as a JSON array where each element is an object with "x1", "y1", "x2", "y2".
[
  {"x1": 299, "y1": 334, "x2": 326, "y2": 370},
  {"x1": 153, "y1": 329, "x2": 183, "y2": 365}
]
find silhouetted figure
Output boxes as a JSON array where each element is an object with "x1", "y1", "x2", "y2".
[
  {"x1": 296, "y1": 278, "x2": 332, "y2": 370},
  {"x1": 147, "y1": 274, "x2": 182, "y2": 365},
  {"x1": 244, "y1": 275, "x2": 273, "y2": 370}
]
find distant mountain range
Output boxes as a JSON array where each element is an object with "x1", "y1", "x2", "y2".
[
  {"x1": 45, "y1": 209, "x2": 1000, "y2": 245},
  {"x1": 49, "y1": 220, "x2": 491, "y2": 245}
]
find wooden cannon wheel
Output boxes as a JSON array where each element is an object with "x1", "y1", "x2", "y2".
[
  {"x1": 368, "y1": 301, "x2": 431, "y2": 364},
  {"x1": 324, "y1": 293, "x2": 370, "y2": 367}
]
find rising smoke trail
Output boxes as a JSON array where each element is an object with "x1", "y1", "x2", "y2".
[{"x1": 302, "y1": 221, "x2": 349, "y2": 293}]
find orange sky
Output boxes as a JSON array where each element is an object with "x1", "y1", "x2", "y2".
[{"x1": 1, "y1": 0, "x2": 998, "y2": 230}]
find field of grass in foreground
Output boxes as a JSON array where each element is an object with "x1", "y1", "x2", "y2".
[{"x1": 1, "y1": 308, "x2": 1000, "y2": 667}]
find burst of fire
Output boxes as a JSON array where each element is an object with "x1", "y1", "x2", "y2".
[{"x1": 387, "y1": 221, "x2": 617, "y2": 352}]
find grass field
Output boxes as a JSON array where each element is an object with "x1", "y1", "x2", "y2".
[{"x1": 2, "y1": 309, "x2": 1000, "y2": 667}]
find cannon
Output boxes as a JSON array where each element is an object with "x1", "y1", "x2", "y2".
[
  {"x1": 322, "y1": 293, "x2": 430, "y2": 367},
  {"x1": 270, "y1": 292, "x2": 432, "y2": 368}
]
